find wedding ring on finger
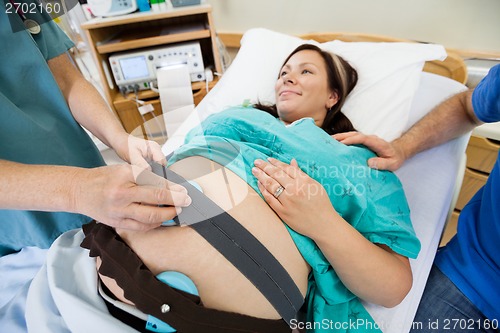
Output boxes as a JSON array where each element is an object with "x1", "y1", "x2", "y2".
[{"x1": 273, "y1": 185, "x2": 285, "y2": 199}]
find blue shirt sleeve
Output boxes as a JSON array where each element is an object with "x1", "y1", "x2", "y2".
[{"x1": 472, "y1": 64, "x2": 500, "y2": 123}]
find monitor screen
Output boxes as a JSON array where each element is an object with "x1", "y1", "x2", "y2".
[{"x1": 119, "y1": 56, "x2": 149, "y2": 80}]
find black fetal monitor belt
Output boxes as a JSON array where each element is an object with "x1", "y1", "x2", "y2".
[{"x1": 151, "y1": 163, "x2": 304, "y2": 326}]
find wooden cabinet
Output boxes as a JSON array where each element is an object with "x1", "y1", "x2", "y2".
[
  {"x1": 456, "y1": 136, "x2": 499, "y2": 210},
  {"x1": 455, "y1": 167, "x2": 489, "y2": 210},
  {"x1": 80, "y1": 4, "x2": 222, "y2": 142},
  {"x1": 443, "y1": 135, "x2": 499, "y2": 245},
  {"x1": 441, "y1": 211, "x2": 460, "y2": 246},
  {"x1": 465, "y1": 135, "x2": 500, "y2": 173}
]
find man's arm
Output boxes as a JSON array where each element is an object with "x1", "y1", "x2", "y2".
[
  {"x1": 334, "y1": 89, "x2": 482, "y2": 170},
  {"x1": 392, "y1": 89, "x2": 480, "y2": 161}
]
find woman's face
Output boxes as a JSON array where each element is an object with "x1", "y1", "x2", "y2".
[{"x1": 275, "y1": 49, "x2": 338, "y2": 126}]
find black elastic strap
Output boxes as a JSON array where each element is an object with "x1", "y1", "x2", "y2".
[
  {"x1": 151, "y1": 163, "x2": 304, "y2": 326},
  {"x1": 100, "y1": 283, "x2": 150, "y2": 333}
]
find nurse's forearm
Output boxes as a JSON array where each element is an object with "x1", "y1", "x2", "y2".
[
  {"x1": 0, "y1": 159, "x2": 81, "y2": 212},
  {"x1": 0, "y1": 159, "x2": 189, "y2": 230},
  {"x1": 47, "y1": 53, "x2": 128, "y2": 151},
  {"x1": 66, "y1": 75, "x2": 128, "y2": 149}
]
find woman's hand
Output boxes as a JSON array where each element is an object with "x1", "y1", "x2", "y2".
[
  {"x1": 252, "y1": 157, "x2": 338, "y2": 238},
  {"x1": 72, "y1": 164, "x2": 191, "y2": 231},
  {"x1": 333, "y1": 131, "x2": 405, "y2": 171}
]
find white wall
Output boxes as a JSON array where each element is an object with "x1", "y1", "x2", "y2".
[{"x1": 206, "y1": 0, "x2": 500, "y2": 53}]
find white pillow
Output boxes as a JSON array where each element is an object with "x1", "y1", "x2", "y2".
[
  {"x1": 195, "y1": 28, "x2": 447, "y2": 141},
  {"x1": 323, "y1": 40, "x2": 447, "y2": 140}
]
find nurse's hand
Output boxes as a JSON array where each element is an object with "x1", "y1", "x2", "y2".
[
  {"x1": 333, "y1": 131, "x2": 405, "y2": 171},
  {"x1": 113, "y1": 134, "x2": 167, "y2": 170},
  {"x1": 252, "y1": 158, "x2": 338, "y2": 238},
  {"x1": 73, "y1": 164, "x2": 191, "y2": 231}
]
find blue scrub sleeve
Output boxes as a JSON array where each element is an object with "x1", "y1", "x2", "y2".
[{"x1": 33, "y1": 21, "x2": 75, "y2": 60}]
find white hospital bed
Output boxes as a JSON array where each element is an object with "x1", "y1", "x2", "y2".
[{"x1": 1, "y1": 29, "x2": 470, "y2": 333}]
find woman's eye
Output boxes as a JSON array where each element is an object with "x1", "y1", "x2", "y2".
[
  {"x1": 302, "y1": 69, "x2": 312, "y2": 74},
  {"x1": 280, "y1": 71, "x2": 287, "y2": 77}
]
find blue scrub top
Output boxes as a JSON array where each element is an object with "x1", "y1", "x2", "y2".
[
  {"x1": 0, "y1": 3, "x2": 105, "y2": 256},
  {"x1": 435, "y1": 64, "x2": 500, "y2": 321}
]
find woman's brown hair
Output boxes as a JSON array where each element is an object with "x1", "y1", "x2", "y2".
[{"x1": 254, "y1": 44, "x2": 358, "y2": 135}]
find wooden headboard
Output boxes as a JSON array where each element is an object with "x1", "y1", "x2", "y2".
[{"x1": 218, "y1": 32, "x2": 468, "y2": 84}]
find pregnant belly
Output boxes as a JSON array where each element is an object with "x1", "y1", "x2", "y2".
[{"x1": 100, "y1": 156, "x2": 310, "y2": 320}]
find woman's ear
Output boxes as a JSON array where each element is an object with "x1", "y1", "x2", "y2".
[{"x1": 327, "y1": 90, "x2": 339, "y2": 110}]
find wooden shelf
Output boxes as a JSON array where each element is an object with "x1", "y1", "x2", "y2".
[
  {"x1": 80, "y1": 4, "x2": 222, "y2": 137},
  {"x1": 80, "y1": 4, "x2": 212, "y2": 29},
  {"x1": 114, "y1": 76, "x2": 220, "y2": 104},
  {"x1": 96, "y1": 29, "x2": 211, "y2": 54}
]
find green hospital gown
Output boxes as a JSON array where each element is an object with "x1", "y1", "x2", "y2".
[{"x1": 168, "y1": 106, "x2": 421, "y2": 332}]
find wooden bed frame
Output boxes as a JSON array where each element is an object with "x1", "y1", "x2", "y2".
[{"x1": 217, "y1": 32, "x2": 468, "y2": 85}]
